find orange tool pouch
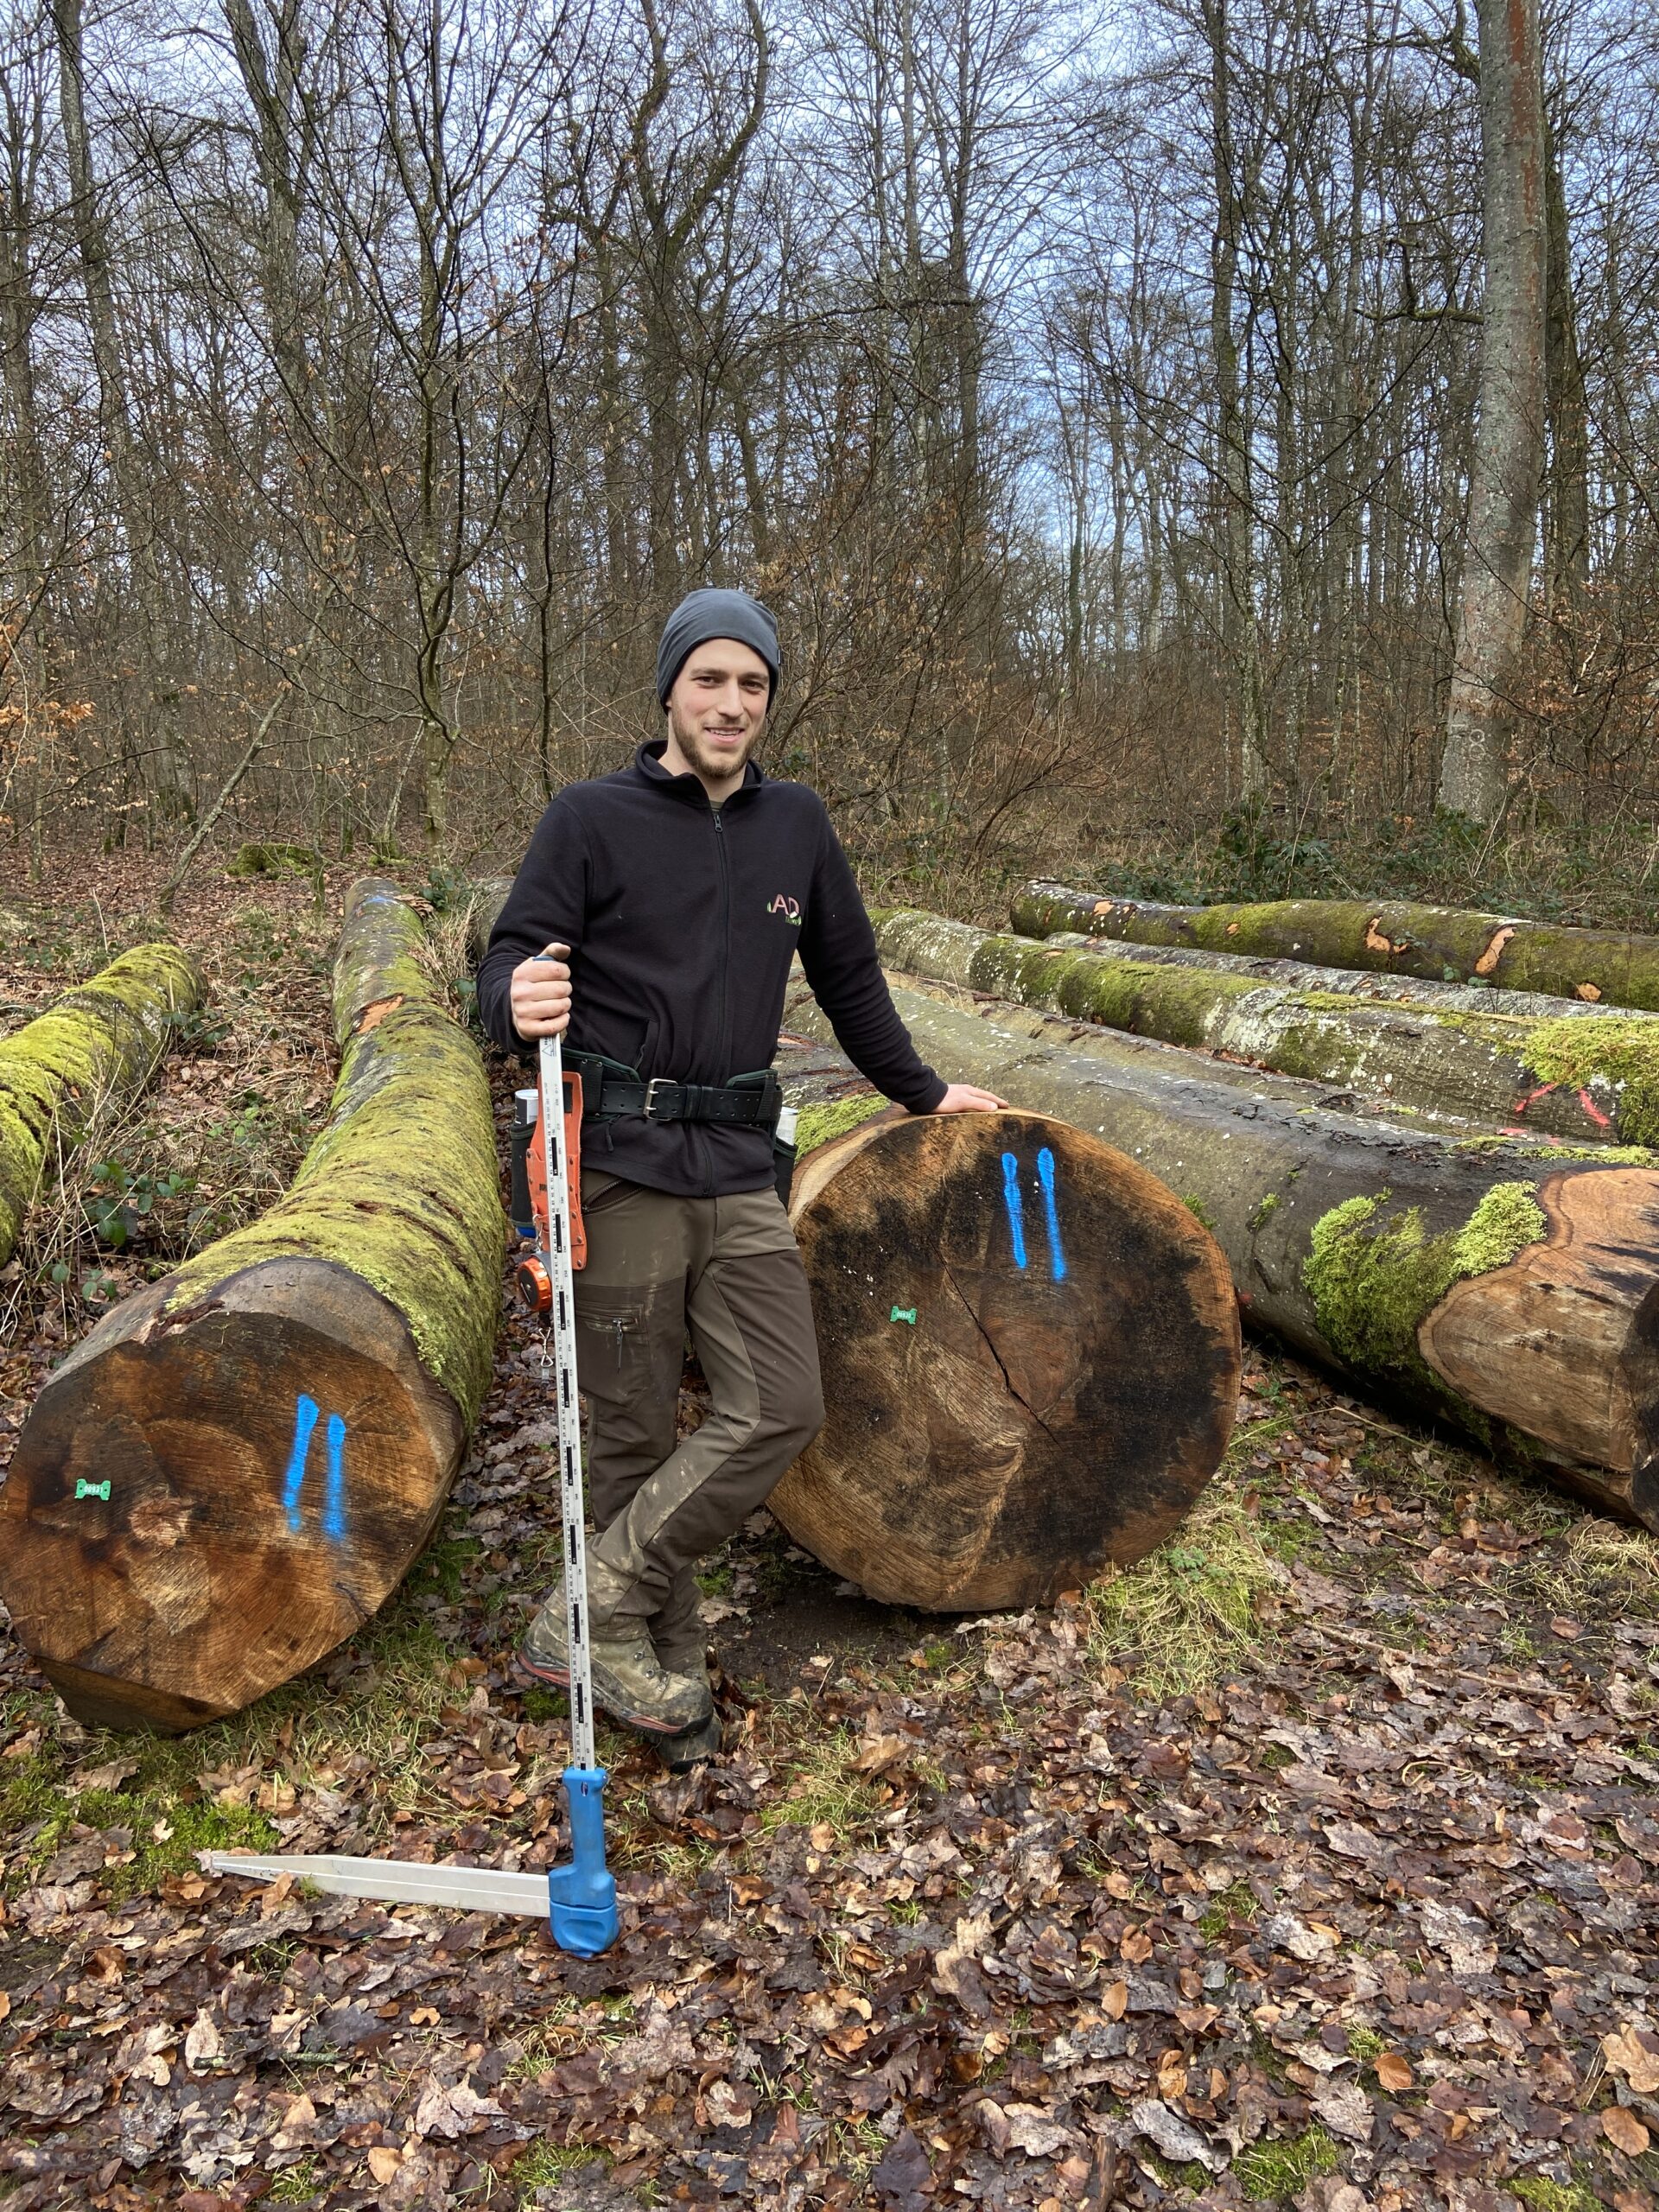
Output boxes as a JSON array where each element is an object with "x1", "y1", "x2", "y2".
[{"x1": 527, "y1": 1069, "x2": 587, "y2": 1270}]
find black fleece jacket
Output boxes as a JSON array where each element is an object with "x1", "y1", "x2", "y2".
[{"x1": 477, "y1": 741, "x2": 946, "y2": 1196}]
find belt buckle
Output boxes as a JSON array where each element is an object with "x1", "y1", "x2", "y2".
[{"x1": 644, "y1": 1077, "x2": 672, "y2": 1121}]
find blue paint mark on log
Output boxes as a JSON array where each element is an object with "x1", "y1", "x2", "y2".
[
  {"x1": 1001, "y1": 1152, "x2": 1027, "y2": 1268},
  {"x1": 323, "y1": 1414, "x2": 347, "y2": 1541},
  {"x1": 1037, "y1": 1147, "x2": 1066, "y2": 1281},
  {"x1": 283, "y1": 1395, "x2": 321, "y2": 1533}
]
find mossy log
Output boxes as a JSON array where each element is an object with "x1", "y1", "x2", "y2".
[
  {"x1": 0, "y1": 944, "x2": 203, "y2": 1266},
  {"x1": 874, "y1": 909, "x2": 1659, "y2": 1145},
  {"x1": 767, "y1": 1032, "x2": 1240, "y2": 1609},
  {"x1": 0, "y1": 880, "x2": 505, "y2": 1732},
  {"x1": 1014, "y1": 880, "x2": 1659, "y2": 1012},
  {"x1": 226, "y1": 841, "x2": 321, "y2": 878},
  {"x1": 789, "y1": 975, "x2": 1659, "y2": 1529},
  {"x1": 466, "y1": 876, "x2": 515, "y2": 967}
]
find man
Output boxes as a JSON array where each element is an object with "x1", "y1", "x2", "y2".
[{"x1": 477, "y1": 587, "x2": 1001, "y2": 1763}]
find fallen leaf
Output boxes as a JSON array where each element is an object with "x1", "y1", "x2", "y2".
[
  {"x1": 1130, "y1": 2099, "x2": 1217, "y2": 2171},
  {"x1": 410, "y1": 2005, "x2": 441, "y2": 2026},
  {"x1": 1605, "y1": 2023, "x2": 1659, "y2": 2097},
  {"x1": 366, "y1": 2146, "x2": 403, "y2": 2183},
  {"x1": 1313, "y1": 2075, "x2": 1375, "y2": 2145},
  {"x1": 1604, "y1": 2107, "x2": 1651, "y2": 2157},
  {"x1": 1375, "y1": 2051, "x2": 1414, "y2": 2093},
  {"x1": 1103, "y1": 1980, "x2": 1128, "y2": 2020},
  {"x1": 183, "y1": 2011, "x2": 223, "y2": 2070}
]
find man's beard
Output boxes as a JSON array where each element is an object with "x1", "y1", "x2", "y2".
[{"x1": 668, "y1": 699, "x2": 762, "y2": 781}]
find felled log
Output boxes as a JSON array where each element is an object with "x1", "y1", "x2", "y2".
[
  {"x1": 0, "y1": 944, "x2": 203, "y2": 1265},
  {"x1": 766, "y1": 1033, "x2": 1240, "y2": 1609},
  {"x1": 466, "y1": 876, "x2": 515, "y2": 967},
  {"x1": 790, "y1": 975, "x2": 1659, "y2": 1529},
  {"x1": 1014, "y1": 880, "x2": 1659, "y2": 1011},
  {"x1": 873, "y1": 909, "x2": 1656, "y2": 1146},
  {"x1": 0, "y1": 880, "x2": 504, "y2": 1732}
]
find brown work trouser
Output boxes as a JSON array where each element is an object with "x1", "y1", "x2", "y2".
[{"x1": 574, "y1": 1173, "x2": 824, "y2": 1660}]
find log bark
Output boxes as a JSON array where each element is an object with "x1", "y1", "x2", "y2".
[
  {"x1": 0, "y1": 880, "x2": 504, "y2": 1732},
  {"x1": 874, "y1": 909, "x2": 1659, "y2": 1146},
  {"x1": 788, "y1": 976, "x2": 1659, "y2": 1531},
  {"x1": 1013, "y1": 880, "x2": 1659, "y2": 1012},
  {"x1": 0, "y1": 944, "x2": 203, "y2": 1265},
  {"x1": 768, "y1": 1032, "x2": 1241, "y2": 1609}
]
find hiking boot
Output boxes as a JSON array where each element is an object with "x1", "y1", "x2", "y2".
[
  {"x1": 656, "y1": 1709, "x2": 725, "y2": 1773},
  {"x1": 518, "y1": 1560, "x2": 712, "y2": 1737},
  {"x1": 653, "y1": 1635, "x2": 717, "y2": 1690}
]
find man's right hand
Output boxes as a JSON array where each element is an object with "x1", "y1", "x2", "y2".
[{"x1": 509, "y1": 944, "x2": 572, "y2": 1039}]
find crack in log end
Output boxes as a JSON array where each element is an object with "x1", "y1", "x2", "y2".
[
  {"x1": 1475, "y1": 925, "x2": 1516, "y2": 976},
  {"x1": 353, "y1": 994, "x2": 405, "y2": 1035},
  {"x1": 941, "y1": 1259, "x2": 1060, "y2": 1443}
]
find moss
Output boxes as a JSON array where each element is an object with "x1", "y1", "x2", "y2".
[
  {"x1": 159, "y1": 882, "x2": 503, "y2": 1424},
  {"x1": 1249, "y1": 1192, "x2": 1280, "y2": 1230},
  {"x1": 1302, "y1": 1180, "x2": 1545, "y2": 1394},
  {"x1": 1507, "y1": 2181, "x2": 1601, "y2": 2212},
  {"x1": 1522, "y1": 1013, "x2": 1659, "y2": 1143},
  {"x1": 228, "y1": 841, "x2": 321, "y2": 878},
  {"x1": 1235, "y1": 2126, "x2": 1343, "y2": 2202},
  {"x1": 795, "y1": 1091, "x2": 891, "y2": 1155},
  {"x1": 0, "y1": 944, "x2": 202, "y2": 1262},
  {"x1": 1182, "y1": 1193, "x2": 1217, "y2": 1230}
]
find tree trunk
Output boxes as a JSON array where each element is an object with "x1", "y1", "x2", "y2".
[
  {"x1": 0, "y1": 881, "x2": 504, "y2": 1732},
  {"x1": 1203, "y1": 0, "x2": 1267, "y2": 803},
  {"x1": 787, "y1": 977, "x2": 1659, "y2": 1529},
  {"x1": 1012, "y1": 881, "x2": 1659, "y2": 1011},
  {"x1": 0, "y1": 944, "x2": 202, "y2": 1264},
  {"x1": 1541, "y1": 106, "x2": 1589, "y2": 619},
  {"x1": 1439, "y1": 0, "x2": 1547, "y2": 825},
  {"x1": 874, "y1": 909, "x2": 1657, "y2": 1146},
  {"x1": 769, "y1": 1031, "x2": 1240, "y2": 1610},
  {"x1": 51, "y1": 0, "x2": 193, "y2": 823}
]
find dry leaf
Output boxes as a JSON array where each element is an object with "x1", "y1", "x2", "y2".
[
  {"x1": 184, "y1": 2011, "x2": 223, "y2": 2070},
  {"x1": 1103, "y1": 1980, "x2": 1128, "y2": 2020},
  {"x1": 1605, "y1": 2023, "x2": 1659, "y2": 2097},
  {"x1": 1602, "y1": 2107, "x2": 1651, "y2": 2157},
  {"x1": 366, "y1": 2147, "x2": 403, "y2": 2183},
  {"x1": 1375, "y1": 2051, "x2": 1414, "y2": 2093},
  {"x1": 410, "y1": 2005, "x2": 441, "y2": 2027}
]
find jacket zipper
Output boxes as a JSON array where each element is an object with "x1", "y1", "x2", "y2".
[{"x1": 705, "y1": 804, "x2": 732, "y2": 1197}]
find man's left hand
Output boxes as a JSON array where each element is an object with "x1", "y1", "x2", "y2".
[{"x1": 930, "y1": 1083, "x2": 1007, "y2": 1113}]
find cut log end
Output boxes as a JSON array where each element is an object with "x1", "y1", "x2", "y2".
[
  {"x1": 0, "y1": 1258, "x2": 461, "y2": 1730},
  {"x1": 772, "y1": 1109, "x2": 1240, "y2": 1611}
]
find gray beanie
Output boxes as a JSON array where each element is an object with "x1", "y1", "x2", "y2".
[{"x1": 656, "y1": 588, "x2": 780, "y2": 707}]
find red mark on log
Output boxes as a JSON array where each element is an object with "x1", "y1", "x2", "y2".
[
  {"x1": 1576, "y1": 1088, "x2": 1612, "y2": 1129},
  {"x1": 1510, "y1": 1082, "x2": 1557, "y2": 1116}
]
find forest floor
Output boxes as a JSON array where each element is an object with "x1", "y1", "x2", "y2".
[{"x1": 1, "y1": 855, "x2": 1657, "y2": 2212}]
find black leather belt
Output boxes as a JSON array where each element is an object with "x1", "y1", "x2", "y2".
[{"x1": 567, "y1": 1053, "x2": 781, "y2": 1131}]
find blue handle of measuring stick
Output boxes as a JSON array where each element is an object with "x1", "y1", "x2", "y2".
[{"x1": 547, "y1": 1766, "x2": 618, "y2": 1955}]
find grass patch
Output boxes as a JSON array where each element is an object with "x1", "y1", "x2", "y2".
[
  {"x1": 1236, "y1": 2126, "x2": 1343, "y2": 2202},
  {"x1": 760, "y1": 1727, "x2": 888, "y2": 1841},
  {"x1": 1198, "y1": 1879, "x2": 1258, "y2": 1939},
  {"x1": 267, "y1": 2157, "x2": 321, "y2": 2203},
  {"x1": 512, "y1": 2141, "x2": 612, "y2": 2198},
  {"x1": 1084, "y1": 1481, "x2": 1279, "y2": 1697}
]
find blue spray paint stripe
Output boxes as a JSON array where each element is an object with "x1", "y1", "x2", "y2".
[
  {"x1": 283, "y1": 1395, "x2": 321, "y2": 1533},
  {"x1": 1037, "y1": 1147, "x2": 1066, "y2": 1281},
  {"x1": 322, "y1": 1414, "x2": 347, "y2": 1541},
  {"x1": 1001, "y1": 1152, "x2": 1027, "y2": 1268}
]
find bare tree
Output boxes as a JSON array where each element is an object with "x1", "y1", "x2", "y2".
[{"x1": 1439, "y1": 0, "x2": 1548, "y2": 826}]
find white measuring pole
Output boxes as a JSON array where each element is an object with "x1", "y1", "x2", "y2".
[{"x1": 538, "y1": 1031, "x2": 595, "y2": 1773}]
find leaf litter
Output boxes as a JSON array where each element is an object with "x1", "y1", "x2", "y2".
[{"x1": 1, "y1": 861, "x2": 1657, "y2": 2209}]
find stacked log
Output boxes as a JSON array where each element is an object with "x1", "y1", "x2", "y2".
[
  {"x1": 0, "y1": 944, "x2": 203, "y2": 1266},
  {"x1": 769, "y1": 1035, "x2": 1240, "y2": 1609},
  {"x1": 789, "y1": 975, "x2": 1659, "y2": 1531},
  {"x1": 0, "y1": 881, "x2": 505, "y2": 1732},
  {"x1": 872, "y1": 909, "x2": 1659, "y2": 1146},
  {"x1": 1012, "y1": 880, "x2": 1659, "y2": 1010}
]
